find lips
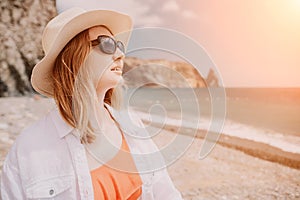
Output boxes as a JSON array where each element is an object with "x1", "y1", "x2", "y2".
[{"x1": 110, "y1": 66, "x2": 122, "y2": 72}]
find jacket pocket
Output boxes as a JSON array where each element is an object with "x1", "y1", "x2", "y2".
[{"x1": 25, "y1": 175, "x2": 73, "y2": 199}]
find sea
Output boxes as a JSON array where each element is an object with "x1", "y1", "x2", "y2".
[{"x1": 124, "y1": 87, "x2": 300, "y2": 137}]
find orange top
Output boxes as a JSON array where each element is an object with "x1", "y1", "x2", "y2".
[{"x1": 90, "y1": 133, "x2": 143, "y2": 200}]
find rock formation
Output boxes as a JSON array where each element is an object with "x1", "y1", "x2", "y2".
[
  {"x1": 123, "y1": 57, "x2": 208, "y2": 88},
  {"x1": 206, "y1": 68, "x2": 219, "y2": 87},
  {"x1": 0, "y1": 0, "x2": 219, "y2": 97},
  {"x1": 0, "y1": 0, "x2": 56, "y2": 97}
]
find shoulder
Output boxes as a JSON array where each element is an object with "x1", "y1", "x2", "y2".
[
  {"x1": 5, "y1": 109, "x2": 64, "y2": 164},
  {"x1": 1, "y1": 110, "x2": 77, "y2": 195},
  {"x1": 3, "y1": 109, "x2": 74, "y2": 179},
  {"x1": 14, "y1": 110, "x2": 57, "y2": 148},
  {"x1": 2, "y1": 110, "x2": 53, "y2": 170}
]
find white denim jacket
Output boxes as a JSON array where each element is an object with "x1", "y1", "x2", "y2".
[{"x1": 0, "y1": 104, "x2": 183, "y2": 199}]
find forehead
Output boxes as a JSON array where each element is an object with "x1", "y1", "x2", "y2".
[{"x1": 88, "y1": 25, "x2": 114, "y2": 40}]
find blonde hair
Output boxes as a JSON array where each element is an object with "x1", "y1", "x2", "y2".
[{"x1": 52, "y1": 26, "x2": 123, "y2": 144}]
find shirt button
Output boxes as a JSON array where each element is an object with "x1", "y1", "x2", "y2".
[{"x1": 49, "y1": 189, "x2": 55, "y2": 195}]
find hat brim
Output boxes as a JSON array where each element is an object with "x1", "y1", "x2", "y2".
[{"x1": 31, "y1": 9, "x2": 133, "y2": 97}]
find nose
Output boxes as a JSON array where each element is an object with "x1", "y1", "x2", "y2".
[{"x1": 113, "y1": 47, "x2": 125, "y2": 61}]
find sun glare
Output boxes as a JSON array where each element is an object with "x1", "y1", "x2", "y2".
[
  {"x1": 296, "y1": 0, "x2": 300, "y2": 6},
  {"x1": 288, "y1": 1, "x2": 299, "y2": 10},
  {"x1": 267, "y1": 0, "x2": 300, "y2": 24}
]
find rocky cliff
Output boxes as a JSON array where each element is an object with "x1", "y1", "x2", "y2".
[
  {"x1": 0, "y1": 0, "x2": 219, "y2": 97},
  {"x1": 123, "y1": 57, "x2": 208, "y2": 88},
  {"x1": 0, "y1": 0, "x2": 57, "y2": 97}
]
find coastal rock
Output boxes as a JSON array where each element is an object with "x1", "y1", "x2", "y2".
[
  {"x1": 0, "y1": 0, "x2": 220, "y2": 97},
  {"x1": 0, "y1": 0, "x2": 56, "y2": 97},
  {"x1": 206, "y1": 68, "x2": 219, "y2": 87},
  {"x1": 123, "y1": 57, "x2": 213, "y2": 88}
]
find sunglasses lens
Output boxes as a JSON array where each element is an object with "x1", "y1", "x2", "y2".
[
  {"x1": 99, "y1": 36, "x2": 115, "y2": 54},
  {"x1": 117, "y1": 41, "x2": 125, "y2": 53}
]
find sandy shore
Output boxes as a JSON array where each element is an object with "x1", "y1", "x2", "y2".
[{"x1": 0, "y1": 97, "x2": 300, "y2": 199}]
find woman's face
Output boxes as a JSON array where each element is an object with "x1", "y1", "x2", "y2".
[{"x1": 85, "y1": 26, "x2": 125, "y2": 95}]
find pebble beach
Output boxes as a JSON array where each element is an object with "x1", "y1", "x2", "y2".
[{"x1": 0, "y1": 96, "x2": 299, "y2": 199}]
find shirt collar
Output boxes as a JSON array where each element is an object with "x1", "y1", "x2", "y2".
[
  {"x1": 50, "y1": 108, "x2": 74, "y2": 139},
  {"x1": 50, "y1": 103, "x2": 118, "y2": 139}
]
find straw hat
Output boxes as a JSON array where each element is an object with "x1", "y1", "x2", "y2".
[{"x1": 31, "y1": 7, "x2": 133, "y2": 97}]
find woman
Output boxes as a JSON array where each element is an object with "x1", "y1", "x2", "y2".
[{"x1": 0, "y1": 7, "x2": 183, "y2": 200}]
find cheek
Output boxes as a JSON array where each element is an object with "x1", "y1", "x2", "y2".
[
  {"x1": 98, "y1": 70, "x2": 111, "y2": 84},
  {"x1": 85, "y1": 51, "x2": 113, "y2": 86}
]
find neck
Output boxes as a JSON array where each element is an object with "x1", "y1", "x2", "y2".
[{"x1": 96, "y1": 88, "x2": 111, "y2": 124}]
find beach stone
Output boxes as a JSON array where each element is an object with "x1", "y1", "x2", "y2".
[
  {"x1": 0, "y1": 123, "x2": 8, "y2": 130},
  {"x1": 0, "y1": 132, "x2": 13, "y2": 145},
  {"x1": 0, "y1": 97, "x2": 300, "y2": 200}
]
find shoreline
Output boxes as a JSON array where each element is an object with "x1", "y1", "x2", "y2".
[
  {"x1": 135, "y1": 108, "x2": 300, "y2": 170},
  {"x1": 0, "y1": 97, "x2": 300, "y2": 199},
  {"x1": 133, "y1": 109, "x2": 300, "y2": 154},
  {"x1": 149, "y1": 122, "x2": 300, "y2": 170}
]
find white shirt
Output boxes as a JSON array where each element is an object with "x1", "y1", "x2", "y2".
[{"x1": 0, "y1": 103, "x2": 183, "y2": 199}]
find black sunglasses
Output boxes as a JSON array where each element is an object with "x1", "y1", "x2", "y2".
[{"x1": 91, "y1": 35, "x2": 125, "y2": 54}]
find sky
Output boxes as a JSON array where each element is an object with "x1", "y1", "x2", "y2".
[{"x1": 57, "y1": 0, "x2": 300, "y2": 87}]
